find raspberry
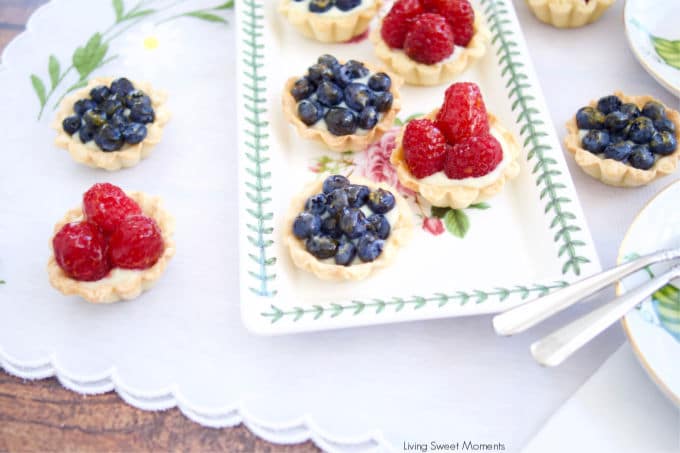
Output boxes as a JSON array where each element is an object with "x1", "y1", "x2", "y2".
[
  {"x1": 436, "y1": 82, "x2": 489, "y2": 143},
  {"x1": 380, "y1": 0, "x2": 424, "y2": 48},
  {"x1": 53, "y1": 221, "x2": 110, "y2": 281},
  {"x1": 109, "y1": 215, "x2": 164, "y2": 270},
  {"x1": 83, "y1": 183, "x2": 142, "y2": 235},
  {"x1": 444, "y1": 133, "x2": 503, "y2": 179},
  {"x1": 403, "y1": 13, "x2": 454, "y2": 65},
  {"x1": 422, "y1": 0, "x2": 475, "y2": 46},
  {"x1": 403, "y1": 119, "x2": 449, "y2": 178}
]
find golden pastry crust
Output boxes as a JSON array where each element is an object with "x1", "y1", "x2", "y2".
[
  {"x1": 282, "y1": 62, "x2": 403, "y2": 153},
  {"x1": 370, "y1": 15, "x2": 489, "y2": 86},
  {"x1": 283, "y1": 176, "x2": 413, "y2": 281},
  {"x1": 279, "y1": 0, "x2": 382, "y2": 43},
  {"x1": 391, "y1": 110, "x2": 521, "y2": 209},
  {"x1": 525, "y1": 0, "x2": 615, "y2": 28},
  {"x1": 564, "y1": 92, "x2": 680, "y2": 187},
  {"x1": 52, "y1": 77, "x2": 171, "y2": 171},
  {"x1": 47, "y1": 191, "x2": 176, "y2": 303}
]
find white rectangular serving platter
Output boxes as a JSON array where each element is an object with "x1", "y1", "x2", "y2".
[{"x1": 236, "y1": 0, "x2": 601, "y2": 335}]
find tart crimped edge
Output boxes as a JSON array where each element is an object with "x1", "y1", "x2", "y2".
[{"x1": 525, "y1": 0, "x2": 616, "y2": 29}]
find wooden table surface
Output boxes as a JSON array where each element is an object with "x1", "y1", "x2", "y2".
[{"x1": 0, "y1": 1, "x2": 318, "y2": 451}]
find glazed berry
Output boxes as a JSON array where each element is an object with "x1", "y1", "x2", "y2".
[
  {"x1": 620, "y1": 103, "x2": 641, "y2": 119},
  {"x1": 374, "y1": 92, "x2": 393, "y2": 113},
  {"x1": 628, "y1": 117, "x2": 656, "y2": 144},
  {"x1": 316, "y1": 81, "x2": 344, "y2": 107},
  {"x1": 368, "y1": 188, "x2": 395, "y2": 214},
  {"x1": 603, "y1": 141, "x2": 634, "y2": 161},
  {"x1": 358, "y1": 107, "x2": 379, "y2": 129},
  {"x1": 596, "y1": 95, "x2": 622, "y2": 115},
  {"x1": 436, "y1": 82, "x2": 489, "y2": 143},
  {"x1": 321, "y1": 215, "x2": 343, "y2": 239},
  {"x1": 346, "y1": 184, "x2": 370, "y2": 207},
  {"x1": 125, "y1": 90, "x2": 152, "y2": 109},
  {"x1": 343, "y1": 60, "x2": 369, "y2": 78},
  {"x1": 79, "y1": 126, "x2": 96, "y2": 143},
  {"x1": 642, "y1": 101, "x2": 665, "y2": 121},
  {"x1": 298, "y1": 99, "x2": 324, "y2": 126},
  {"x1": 110, "y1": 78, "x2": 135, "y2": 97},
  {"x1": 445, "y1": 133, "x2": 503, "y2": 179},
  {"x1": 122, "y1": 123, "x2": 147, "y2": 145},
  {"x1": 293, "y1": 212, "x2": 322, "y2": 239},
  {"x1": 575, "y1": 107, "x2": 605, "y2": 130},
  {"x1": 83, "y1": 183, "x2": 142, "y2": 235},
  {"x1": 305, "y1": 193, "x2": 327, "y2": 215},
  {"x1": 653, "y1": 117, "x2": 676, "y2": 134},
  {"x1": 368, "y1": 73, "x2": 391, "y2": 92},
  {"x1": 62, "y1": 115, "x2": 81, "y2": 135},
  {"x1": 403, "y1": 118, "x2": 448, "y2": 178},
  {"x1": 629, "y1": 145, "x2": 655, "y2": 170},
  {"x1": 101, "y1": 98, "x2": 123, "y2": 116},
  {"x1": 426, "y1": 0, "x2": 475, "y2": 46},
  {"x1": 325, "y1": 107, "x2": 358, "y2": 136},
  {"x1": 367, "y1": 213, "x2": 390, "y2": 240},
  {"x1": 339, "y1": 207, "x2": 368, "y2": 239},
  {"x1": 130, "y1": 103, "x2": 155, "y2": 124},
  {"x1": 334, "y1": 239, "x2": 357, "y2": 266},
  {"x1": 109, "y1": 111, "x2": 129, "y2": 129},
  {"x1": 307, "y1": 63, "x2": 335, "y2": 83},
  {"x1": 94, "y1": 124, "x2": 124, "y2": 152},
  {"x1": 381, "y1": 0, "x2": 424, "y2": 48},
  {"x1": 83, "y1": 109, "x2": 107, "y2": 128},
  {"x1": 404, "y1": 13, "x2": 454, "y2": 65},
  {"x1": 336, "y1": 0, "x2": 361, "y2": 10},
  {"x1": 309, "y1": 0, "x2": 333, "y2": 13},
  {"x1": 318, "y1": 54, "x2": 339, "y2": 68},
  {"x1": 581, "y1": 130, "x2": 610, "y2": 153},
  {"x1": 73, "y1": 99, "x2": 96, "y2": 116},
  {"x1": 305, "y1": 235, "x2": 338, "y2": 259},
  {"x1": 650, "y1": 131, "x2": 677, "y2": 155},
  {"x1": 90, "y1": 85, "x2": 111, "y2": 103},
  {"x1": 326, "y1": 187, "x2": 350, "y2": 215},
  {"x1": 344, "y1": 83, "x2": 375, "y2": 111},
  {"x1": 109, "y1": 215, "x2": 164, "y2": 270},
  {"x1": 604, "y1": 111, "x2": 630, "y2": 132},
  {"x1": 323, "y1": 175, "x2": 350, "y2": 193},
  {"x1": 53, "y1": 221, "x2": 110, "y2": 281},
  {"x1": 290, "y1": 77, "x2": 316, "y2": 101},
  {"x1": 357, "y1": 233, "x2": 384, "y2": 262},
  {"x1": 331, "y1": 65, "x2": 354, "y2": 88}
]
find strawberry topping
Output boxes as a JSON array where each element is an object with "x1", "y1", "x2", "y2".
[
  {"x1": 83, "y1": 183, "x2": 142, "y2": 235},
  {"x1": 444, "y1": 133, "x2": 503, "y2": 179},
  {"x1": 109, "y1": 215, "x2": 164, "y2": 270},
  {"x1": 403, "y1": 119, "x2": 449, "y2": 178},
  {"x1": 436, "y1": 82, "x2": 490, "y2": 144},
  {"x1": 403, "y1": 13, "x2": 454, "y2": 65},
  {"x1": 381, "y1": 0, "x2": 424, "y2": 49},
  {"x1": 53, "y1": 221, "x2": 111, "y2": 281},
  {"x1": 423, "y1": 0, "x2": 475, "y2": 46}
]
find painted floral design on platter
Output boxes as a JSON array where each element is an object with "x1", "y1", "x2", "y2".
[
  {"x1": 308, "y1": 117, "x2": 491, "y2": 239},
  {"x1": 630, "y1": 19, "x2": 680, "y2": 71}
]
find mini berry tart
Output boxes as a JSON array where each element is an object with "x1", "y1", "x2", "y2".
[
  {"x1": 47, "y1": 183, "x2": 175, "y2": 303},
  {"x1": 565, "y1": 92, "x2": 680, "y2": 187},
  {"x1": 391, "y1": 82, "x2": 521, "y2": 208},
  {"x1": 52, "y1": 77, "x2": 170, "y2": 171},
  {"x1": 279, "y1": 0, "x2": 382, "y2": 43},
  {"x1": 370, "y1": 0, "x2": 489, "y2": 86},
  {"x1": 284, "y1": 174, "x2": 414, "y2": 281},
  {"x1": 525, "y1": 0, "x2": 615, "y2": 29},
  {"x1": 282, "y1": 55, "x2": 402, "y2": 152}
]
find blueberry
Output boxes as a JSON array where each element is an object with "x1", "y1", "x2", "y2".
[
  {"x1": 604, "y1": 111, "x2": 630, "y2": 132},
  {"x1": 620, "y1": 103, "x2": 641, "y2": 119},
  {"x1": 321, "y1": 215, "x2": 343, "y2": 239},
  {"x1": 642, "y1": 101, "x2": 665, "y2": 121},
  {"x1": 629, "y1": 144, "x2": 655, "y2": 170},
  {"x1": 332, "y1": 65, "x2": 353, "y2": 88},
  {"x1": 344, "y1": 83, "x2": 375, "y2": 112},
  {"x1": 358, "y1": 107, "x2": 379, "y2": 130},
  {"x1": 334, "y1": 239, "x2": 357, "y2": 266},
  {"x1": 130, "y1": 103, "x2": 155, "y2": 123},
  {"x1": 367, "y1": 213, "x2": 390, "y2": 239},
  {"x1": 317, "y1": 54, "x2": 339, "y2": 68},
  {"x1": 346, "y1": 184, "x2": 370, "y2": 207},
  {"x1": 78, "y1": 126, "x2": 96, "y2": 143},
  {"x1": 344, "y1": 60, "x2": 369, "y2": 78},
  {"x1": 325, "y1": 107, "x2": 358, "y2": 136},
  {"x1": 374, "y1": 92, "x2": 393, "y2": 113},
  {"x1": 62, "y1": 115, "x2": 81, "y2": 135},
  {"x1": 609, "y1": 133, "x2": 626, "y2": 146},
  {"x1": 307, "y1": 63, "x2": 334, "y2": 83},
  {"x1": 650, "y1": 131, "x2": 677, "y2": 155},
  {"x1": 110, "y1": 78, "x2": 135, "y2": 97},
  {"x1": 308, "y1": 0, "x2": 333, "y2": 13},
  {"x1": 293, "y1": 212, "x2": 321, "y2": 239},
  {"x1": 122, "y1": 122, "x2": 147, "y2": 144},
  {"x1": 305, "y1": 193, "x2": 327, "y2": 215},
  {"x1": 339, "y1": 207, "x2": 368, "y2": 239},
  {"x1": 297, "y1": 99, "x2": 324, "y2": 125},
  {"x1": 628, "y1": 117, "x2": 656, "y2": 144},
  {"x1": 368, "y1": 188, "x2": 395, "y2": 214},
  {"x1": 125, "y1": 90, "x2": 152, "y2": 109},
  {"x1": 603, "y1": 140, "x2": 634, "y2": 161},
  {"x1": 357, "y1": 233, "x2": 384, "y2": 262},
  {"x1": 290, "y1": 77, "x2": 316, "y2": 101},
  {"x1": 575, "y1": 107, "x2": 605, "y2": 130},
  {"x1": 94, "y1": 124, "x2": 124, "y2": 152},
  {"x1": 654, "y1": 117, "x2": 676, "y2": 134},
  {"x1": 322, "y1": 175, "x2": 350, "y2": 193},
  {"x1": 90, "y1": 85, "x2": 111, "y2": 103},
  {"x1": 73, "y1": 99, "x2": 97, "y2": 116},
  {"x1": 596, "y1": 95, "x2": 622, "y2": 115},
  {"x1": 368, "y1": 72, "x2": 391, "y2": 92},
  {"x1": 305, "y1": 235, "x2": 338, "y2": 259},
  {"x1": 582, "y1": 130, "x2": 610, "y2": 153},
  {"x1": 109, "y1": 110, "x2": 129, "y2": 129},
  {"x1": 101, "y1": 98, "x2": 123, "y2": 116},
  {"x1": 336, "y1": 0, "x2": 361, "y2": 10},
  {"x1": 82, "y1": 109, "x2": 107, "y2": 128},
  {"x1": 326, "y1": 187, "x2": 350, "y2": 215},
  {"x1": 316, "y1": 81, "x2": 344, "y2": 107}
]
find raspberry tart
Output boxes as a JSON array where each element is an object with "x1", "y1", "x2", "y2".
[
  {"x1": 279, "y1": 0, "x2": 382, "y2": 43},
  {"x1": 47, "y1": 183, "x2": 175, "y2": 303},
  {"x1": 370, "y1": 0, "x2": 489, "y2": 86},
  {"x1": 284, "y1": 174, "x2": 413, "y2": 281},
  {"x1": 391, "y1": 82, "x2": 521, "y2": 208},
  {"x1": 53, "y1": 77, "x2": 170, "y2": 171},
  {"x1": 525, "y1": 0, "x2": 615, "y2": 28},
  {"x1": 565, "y1": 92, "x2": 680, "y2": 187},
  {"x1": 282, "y1": 54, "x2": 402, "y2": 152}
]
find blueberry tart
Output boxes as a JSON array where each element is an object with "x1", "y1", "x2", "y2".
[
  {"x1": 52, "y1": 77, "x2": 170, "y2": 171},
  {"x1": 391, "y1": 82, "x2": 521, "y2": 208},
  {"x1": 525, "y1": 0, "x2": 615, "y2": 28},
  {"x1": 565, "y1": 92, "x2": 680, "y2": 187},
  {"x1": 282, "y1": 55, "x2": 402, "y2": 152},
  {"x1": 279, "y1": 0, "x2": 382, "y2": 43},
  {"x1": 47, "y1": 183, "x2": 175, "y2": 303},
  {"x1": 370, "y1": 0, "x2": 489, "y2": 86},
  {"x1": 284, "y1": 175, "x2": 413, "y2": 281}
]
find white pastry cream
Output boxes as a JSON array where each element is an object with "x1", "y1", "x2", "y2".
[{"x1": 287, "y1": 0, "x2": 376, "y2": 17}]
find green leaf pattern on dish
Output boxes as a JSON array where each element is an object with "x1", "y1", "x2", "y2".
[{"x1": 651, "y1": 36, "x2": 680, "y2": 70}]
